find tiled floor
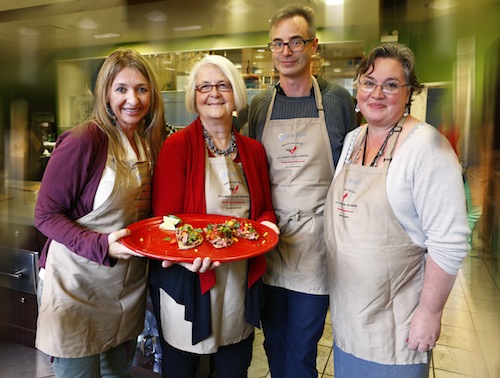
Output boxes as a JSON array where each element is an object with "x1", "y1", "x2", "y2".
[
  {"x1": 248, "y1": 248, "x2": 500, "y2": 378},
  {"x1": 1, "y1": 248, "x2": 498, "y2": 378}
]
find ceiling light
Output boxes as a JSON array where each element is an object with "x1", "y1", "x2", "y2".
[
  {"x1": 77, "y1": 18, "x2": 98, "y2": 30},
  {"x1": 325, "y1": 0, "x2": 345, "y2": 5},
  {"x1": 94, "y1": 33, "x2": 120, "y2": 39},
  {"x1": 147, "y1": 10, "x2": 167, "y2": 22},
  {"x1": 173, "y1": 25, "x2": 202, "y2": 31},
  {"x1": 429, "y1": 0, "x2": 457, "y2": 10}
]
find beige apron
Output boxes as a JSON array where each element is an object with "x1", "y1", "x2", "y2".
[
  {"x1": 261, "y1": 76, "x2": 333, "y2": 294},
  {"x1": 36, "y1": 132, "x2": 150, "y2": 358},
  {"x1": 324, "y1": 125, "x2": 428, "y2": 365},
  {"x1": 159, "y1": 150, "x2": 253, "y2": 354}
]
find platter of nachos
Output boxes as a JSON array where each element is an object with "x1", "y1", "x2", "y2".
[{"x1": 122, "y1": 214, "x2": 279, "y2": 262}]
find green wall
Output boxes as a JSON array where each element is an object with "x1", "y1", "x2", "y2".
[{"x1": 398, "y1": 2, "x2": 499, "y2": 129}]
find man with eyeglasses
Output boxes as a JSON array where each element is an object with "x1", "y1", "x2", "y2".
[{"x1": 247, "y1": 4, "x2": 356, "y2": 378}]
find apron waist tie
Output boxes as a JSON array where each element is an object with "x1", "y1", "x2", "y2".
[{"x1": 278, "y1": 209, "x2": 321, "y2": 233}]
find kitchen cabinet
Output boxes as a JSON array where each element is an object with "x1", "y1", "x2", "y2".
[{"x1": 0, "y1": 181, "x2": 43, "y2": 348}]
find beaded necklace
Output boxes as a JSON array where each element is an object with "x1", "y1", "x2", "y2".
[{"x1": 202, "y1": 126, "x2": 237, "y2": 157}]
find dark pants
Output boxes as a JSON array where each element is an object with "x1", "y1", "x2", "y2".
[
  {"x1": 261, "y1": 284, "x2": 329, "y2": 378},
  {"x1": 159, "y1": 333, "x2": 254, "y2": 378},
  {"x1": 150, "y1": 284, "x2": 254, "y2": 378}
]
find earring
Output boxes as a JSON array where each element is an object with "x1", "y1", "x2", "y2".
[
  {"x1": 355, "y1": 103, "x2": 360, "y2": 113},
  {"x1": 106, "y1": 105, "x2": 117, "y2": 122},
  {"x1": 404, "y1": 105, "x2": 410, "y2": 117}
]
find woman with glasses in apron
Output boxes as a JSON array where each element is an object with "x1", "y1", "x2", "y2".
[{"x1": 324, "y1": 43, "x2": 470, "y2": 378}]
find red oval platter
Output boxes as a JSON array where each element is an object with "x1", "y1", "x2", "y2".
[{"x1": 122, "y1": 214, "x2": 279, "y2": 263}]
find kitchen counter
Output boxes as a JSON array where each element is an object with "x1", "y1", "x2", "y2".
[
  {"x1": 0, "y1": 180, "x2": 39, "y2": 226},
  {"x1": 0, "y1": 180, "x2": 44, "y2": 252}
]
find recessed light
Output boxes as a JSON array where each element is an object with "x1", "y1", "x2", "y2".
[
  {"x1": 429, "y1": 0, "x2": 457, "y2": 10},
  {"x1": 94, "y1": 33, "x2": 120, "y2": 39},
  {"x1": 173, "y1": 25, "x2": 202, "y2": 31},
  {"x1": 325, "y1": 0, "x2": 345, "y2": 5},
  {"x1": 77, "y1": 18, "x2": 98, "y2": 30},
  {"x1": 147, "y1": 10, "x2": 167, "y2": 22}
]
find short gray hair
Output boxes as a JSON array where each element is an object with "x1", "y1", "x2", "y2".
[{"x1": 185, "y1": 55, "x2": 248, "y2": 114}]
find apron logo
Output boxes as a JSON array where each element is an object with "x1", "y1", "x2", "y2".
[
  {"x1": 278, "y1": 131, "x2": 306, "y2": 141},
  {"x1": 343, "y1": 192, "x2": 348, "y2": 200},
  {"x1": 287, "y1": 145, "x2": 298, "y2": 154},
  {"x1": 230, "y1": 185, "x2": 239, "y2": 194}
]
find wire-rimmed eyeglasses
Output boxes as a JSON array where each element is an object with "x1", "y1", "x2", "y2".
[
  {"x1": 357, "y1": 80, "x2": 410, "y2": 95},
  {"x1": 195, "y1": 82, "x2": 232, "y2": 93},
  {"x1": 268, "y1": 38, "x2": 314, "y2": 53}
]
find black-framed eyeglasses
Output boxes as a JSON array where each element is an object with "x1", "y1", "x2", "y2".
[
  {"x1": 268, "y1": 38, "x2": 314, "y2": 53},
  {"x1": 357, "y1": 80, "x2": 410, "y2": 95},
  {"x1": 195, "y1": 82, "x2": 232, "y2": 93}
]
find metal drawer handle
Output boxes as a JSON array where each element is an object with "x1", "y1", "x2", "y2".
[{"x1": 0, "y1": 269, "x2": 23, "y2": 279}]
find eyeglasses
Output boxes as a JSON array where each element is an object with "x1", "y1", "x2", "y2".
[
  {"x1": 195, "y1": 82, "x2": 232, "y2": 93},
  {"x1": 268, "y1": 38, "x2": 314, "y2": 53},
  {"x1": 357, "y1": 80, "x2": 410, "y2": 95}
]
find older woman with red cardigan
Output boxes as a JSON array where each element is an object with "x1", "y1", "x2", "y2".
[{"x1": 150, "y1": 54, "x2": 278, "y2": 378}]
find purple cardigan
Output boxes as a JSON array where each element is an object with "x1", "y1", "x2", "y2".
[{"x1": 35, "y1": 123, "x2": 111, "y2": 268}]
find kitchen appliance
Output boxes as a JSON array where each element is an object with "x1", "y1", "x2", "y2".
[{"x1": 0, "y1": 223, "x2": 42, "y2": 347}]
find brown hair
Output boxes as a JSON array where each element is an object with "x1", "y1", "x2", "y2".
[
  {"x1": 269, "y1": 4, "x2": 317, "y2": 40},
  {"x1": 356, "y1": 42, "x2": 424, "y2": 95}
]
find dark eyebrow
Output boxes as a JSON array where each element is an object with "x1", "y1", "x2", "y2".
[
  {"x1": 363, "y1": 75, "x2": 404, "y2": 83},
  {"x1": 272, "y1": 35, "x2": 304, "y2": 42}
]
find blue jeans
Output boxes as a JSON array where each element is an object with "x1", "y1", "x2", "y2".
[
  {"x1": 261, "y1": 285, "x2": 329, "y2": 378},
  {"x1": 52, "y1": 340, "x2": 136, "y2": 378},
  {"x1": 334, "y1": 343, "x2": 431, "y2": 378}
]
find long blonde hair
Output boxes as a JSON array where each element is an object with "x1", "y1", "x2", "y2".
[{"x1": 90, "y1": 48, "x2": 166, "y2": 166}]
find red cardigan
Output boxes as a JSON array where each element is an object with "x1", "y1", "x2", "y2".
[
  {"x1": 150, "y1": 117, "x2": 276, "y2": 343},
  {"x1": 153, "y1": 117, "x2": 275, "y2": 224}
]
